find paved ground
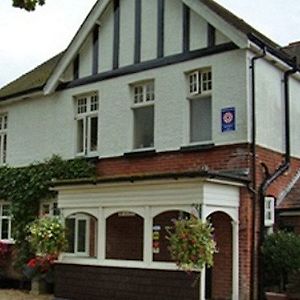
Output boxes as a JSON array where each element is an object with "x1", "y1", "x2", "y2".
[{"x1": 0, "y1": 289, "x2": 53, "y2": 300}]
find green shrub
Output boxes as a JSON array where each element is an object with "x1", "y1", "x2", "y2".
[{"x1": 262, "y1": 231, "x2": 300, "y2": 292}]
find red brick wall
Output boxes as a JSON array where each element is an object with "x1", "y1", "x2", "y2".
[
  {"x1": 96, "y1": 144, "x2": 251, "y2": 177},
  {"x1": 210, "y1": 212, "x2": 233, "y2": 300},
  {"x1": 106, "y1": 213, "x2": 144, "y2": 260}
]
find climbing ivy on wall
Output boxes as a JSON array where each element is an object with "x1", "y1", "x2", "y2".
[{"x1": 0, "y1": 155, "x2": 95, "y2": 268}]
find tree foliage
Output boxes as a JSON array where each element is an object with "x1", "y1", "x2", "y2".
[
  {"x1": 12, "y1": 0, "x2": 45, "y2": 11},
  {"x1": 263, "y1": 230, "x2": 300, "y2": 292}
]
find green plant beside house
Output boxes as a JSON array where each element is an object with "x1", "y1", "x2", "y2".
[
  {"x1": 263, "y1": 230, "x2": 300, "y2": 294},
  {"x1": 0, "y1": 155, "x2": 95, "y2": 272}
]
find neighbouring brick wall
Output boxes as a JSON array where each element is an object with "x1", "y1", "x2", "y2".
[
  {"x1": 55, "y1": 264, "x2": 200, "y2": 300},
  {"x1": 278, "y1": 215, "x2": 300, "y2": 234}
]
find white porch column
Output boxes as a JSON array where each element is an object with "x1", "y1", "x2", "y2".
[
  {"x1": 144, "y1": 206, "x2": 152, "y2": 265},
  {"x1": 200, "y1": 204, "x2": 207, "y2": 300},
  {"x1": 98, "y1": 207, "x2": 105, "y2": 261},
  {"x1": 231, "y1": 220, "x2": 239, "y2": 300}
]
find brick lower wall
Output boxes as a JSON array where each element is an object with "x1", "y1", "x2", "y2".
[{"x1": 54, "y1": 264, "x2": 200, "y2": 300}]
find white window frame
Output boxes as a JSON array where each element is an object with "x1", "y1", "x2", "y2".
[
  {"x1": 0, "y1": 202, "x2": 12, "y2": 241},
  {"x1": 188, "y1": 69, "x2": 212, "y2": 97},
  {"x1": 0, "y1": 114, "x2": 8, "y2": 165},
  {"x1": 131, "y1": 81, "x2": 155, "y2": 150},
  {"x1": 264, "y1": 196, "x2": 275, "y2": 227},
  {"x1": 75, "y1": 93, "x2": 99, "y2": 157},
  {"x1": 66, "y1": 214, "x2": 90, "y2": 257},
  {"x1": 186, "y1": 68, "x2": 213, "y2": 145}
]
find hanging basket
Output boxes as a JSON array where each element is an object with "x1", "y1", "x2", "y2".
[{"x1": 167, "y1": 216, "x2": 217, "y2": 272}]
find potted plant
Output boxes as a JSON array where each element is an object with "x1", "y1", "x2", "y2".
[
  {"x1": 167, "y1": 216, "x2": 217, "y2": 272},
  {"x1": 24, "y1": 216, "x2": 67, "y2": 295},
  {"x1": 262, "y1": 231, "x2": 300, "y2": 300}
]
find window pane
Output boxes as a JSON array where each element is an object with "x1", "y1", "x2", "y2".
[
  {"x1": 77, "y1": 119, "x2": 85, "y2": 153},
  {"x1": 3, "y1": 134, "x2": 6, "y2": 163},
  {"x1": 89, "y1": 117, "x2": 98, "y2": 152},
  {"x1": 190, "y1": 97, "x2": 212, "y2": 142},
  {"x1": 77, "y1": 220, "x2": 86, "y2": 253},
  {"x1": 66, "y1": 218, "x2": 75, "y2": 253},
  {"x1": 90, "y1": 95, "x2": 99, "y2": 112},
  {"x1": 106, "y1": 212, "x2": 143, "y2": 260},
  {"x1": 134, "y1": 106, "x2": 154, "y2": 149},
  {"x1": 4, "y1": 116, "x2": 7, "y2": 130},
  {"x1": 1, "y1": 219, "x2": 9, "y2": 240},
  {"x1": 145, "y1": 82, "x2": 155, "y2": 102},
  {"x1": 77, "y1": 98, "x2": 87, "y2": 114},
  {"x1": 134, "y1": 86, "x2": 143, "y2": 104}
]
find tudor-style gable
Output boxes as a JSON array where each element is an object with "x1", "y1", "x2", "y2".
[{"x1": 44, "y1": 0, "x2": 245, "y2": 94}]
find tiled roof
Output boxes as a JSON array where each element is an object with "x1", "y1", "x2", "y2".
[
  {"x1": 282, "y1": 41, "x2": 300, "y2": 64},
  {"x1": 278, "y1": 175, "x2": 300, "y2": 210},
  {"x1": 0, "y1": 52, "x2": 63, "y2": 101}
]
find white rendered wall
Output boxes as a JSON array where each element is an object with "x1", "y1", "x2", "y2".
[
  {"x1": 79, "y1": 34, "x2": 93, "y2": 78},
  {"x1": 215, "y1": 30, "x2": 231, "y2": 45},
  {"x1": 119, "y1": 0, "x2": 135, "y2": 67},
  {"x1": 289, "y1": 76, "x2": 300, "y2": 158},
  {"x1": 3, "y1": 48, "x2": 248, "y2": 167},
  {"x1": 190, "y1": 9, "x2": 207, "y2": 51},
  {"x1": 164, "y1": 0, "x2": 183, "y2": 56},
  {"x1": 141, "y1": 0, "x2": 157, "y2": 62},
  {"x1": 253, "y1": 56, "x2": 285, "y2": 153},
  {"x1": 99, "y1": 2, "x2": 113, "y2": 72}
]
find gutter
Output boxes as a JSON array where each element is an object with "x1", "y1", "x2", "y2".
[
  {"x1": 249, "y1": 47, "x2": 266, "y2": 300},
  {"x1": 51, "y1": 169, "x2": 249, "y2": 188}
]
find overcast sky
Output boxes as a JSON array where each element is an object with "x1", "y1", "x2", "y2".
[{"x1": 0, "y1": 0, "x2": 300, "y2": 88}]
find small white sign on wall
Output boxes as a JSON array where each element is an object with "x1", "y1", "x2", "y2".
[{"x1": 264, "y1": 196, "x2": 275, "y2": 227}]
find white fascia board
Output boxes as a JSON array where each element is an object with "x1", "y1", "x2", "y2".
[
  {"x1": 182, "y1": 0, "x2": 249, "y2": 49},
  {"x1": 0, "y1": 91, "x2": 43, "y2": 106},
  {"x1": 44, "y1": 0, "x2": 111, "y2": 95}
]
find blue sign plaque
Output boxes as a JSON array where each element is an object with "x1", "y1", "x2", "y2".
[{"x1": 221, "y1": 107, "x2": 235, "y2": 132}]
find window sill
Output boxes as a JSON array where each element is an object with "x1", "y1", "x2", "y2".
[
  {"x1": 180, "y1": 142, "x2": 215, "y2": 152},
  {"x1": 0, "y1": 239, "x2": 15, "y2": 245},
  {"x1": 124, "y1": 148, "x2": 156, "y2": 158}
]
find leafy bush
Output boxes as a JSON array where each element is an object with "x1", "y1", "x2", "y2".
[
  {"x1": 26, "y1": 216, "x2": 67, "y2": 256},
  {"x1": 262, "y1": 231, "x2": 300, "y2": 292},
  {"x1": 167, "y1": 217, "x2": 217, "y2": 272}
]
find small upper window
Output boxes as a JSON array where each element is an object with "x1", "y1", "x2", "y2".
[
  {"x1": 189, "y1": 69, "x2": 212, "y2": 96},
  {"x1": 75, "y1": 93, "x2": 99, "y2": 156},
  {"x1": 132, "y1": 81, "x2": 155, "y2": 149},
  {"x1": 187, "y1": 68, "x2": 212, "y2": 143},
  {"x1": 0, "y1": 114, "x2": 8, "y2": 165}
]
